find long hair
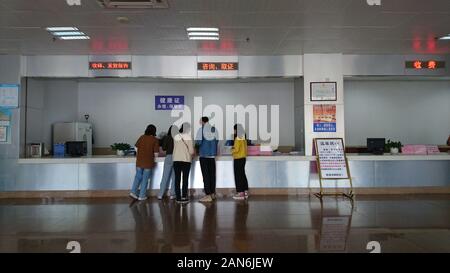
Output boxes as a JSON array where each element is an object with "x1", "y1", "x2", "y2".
[
  {"x1": 179, "y1": 122, "x2": 191, "y2": 134},
  {"x1": 145, "y1": 124, "x2": 156, "y2": 136},
  {"x1": 167, "y1": 125, "x2": 173, "y2": 138},
  {"x1": 233, "y1": 124, "x2": 246, "y2": 140}
]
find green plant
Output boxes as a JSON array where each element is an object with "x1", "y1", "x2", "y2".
[
  {"x1": 110, "y1": 143, "x2": 131, "y2": 151},
  {"x1": 385, "y1": 139, "x2": 402, "y2": 152}
]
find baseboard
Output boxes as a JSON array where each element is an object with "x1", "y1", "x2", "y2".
[{"x1": 0, "y1": 187, "x2": 449, "y2": 199}]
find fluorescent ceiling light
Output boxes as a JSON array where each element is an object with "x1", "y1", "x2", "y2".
[
  {"x1": 58, "y1": 35, "x2": 90, "y2": 40},
  {"x1": 189, "y1": 36, "x2": 219, "y2": 40},
  {"x1": 438, "y1": 35, "x2": 450, "y2": 40},
  {"x1": 51, "y1": 31, "x2": 85, "y2": 36},
  {"x1": 46, "y1": 27, "x2": 79, "y2": 31},
  {"x1": 188, "y1": 32, "x2": 219, "y2": 36},
  {"x1": 186, "y1": 27, "x2": 219, "y2": 32}
]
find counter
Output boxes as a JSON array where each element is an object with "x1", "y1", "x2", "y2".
[
  {"x1": 5, "y1": 153, "x2": 449, "y2": 195},
  {"x1": 17, "y1": 153, "x2": 450, "y2": 164}
]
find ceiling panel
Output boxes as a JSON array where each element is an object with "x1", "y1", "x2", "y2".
[{"x1": 0, "y1": 0, "x2": 448, "y2": 55}]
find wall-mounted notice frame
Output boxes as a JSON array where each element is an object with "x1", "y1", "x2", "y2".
[
  {"x1": 315, "y1": 138, "x2": 349, "y2": 179},
  {"x1": 310, "y1": 82, "x2": 337, "y2": 101},
  {"x1": 0, "y1": 84, "x2": 19, "y2": 108},
  {"x1": 0, "y1": 109, "x2": 11, "y2": 143},
  {"x1": 0, "y1": 126, "x2": 7, "y2": 142}
]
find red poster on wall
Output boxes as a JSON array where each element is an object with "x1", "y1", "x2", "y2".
[{"x1": 313, "y1": 105, "x2": 336, "y2": 132}]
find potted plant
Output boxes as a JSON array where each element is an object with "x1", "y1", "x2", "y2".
[
  {"x1": 385, "y1": 139, "x2": 402, "y2": 155},
  {"x1": 111, "y1": 143, "x2": 131, "y2": 156}
]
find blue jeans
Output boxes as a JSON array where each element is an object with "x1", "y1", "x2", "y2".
[
  {"x1": 158, "y1": 154, "x2": 175, "y2": 198},
  {"x1": 131, "y1": 167, "x2": 153, "y2": 199}
]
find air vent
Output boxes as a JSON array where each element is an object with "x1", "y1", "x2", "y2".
[{"x1": 97, "y1": 0, "x2": 169, "y2": 9}]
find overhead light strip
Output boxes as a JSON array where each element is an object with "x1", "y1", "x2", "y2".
[
  {"x1": 46, "y1": 27, "x2": 79, "y2": 31},
  {"x1": 186, "y1": 27, "x2": 219, "y2": 32},
  {"x1": 58, "y1": 35, "x2": 90, "y2": 40},
  {"x1": 188, "y1": 32, "x2": 219, "y2": 36},
  {"x1": 189, "y1": 36, "x2": 219, "y2": 40},
  {"x1": 186, "y1": 27, "x2": 220, "y2": 41},
  {"x1": 46, "y1": 26, "x2": 90, "y2": 40},
  {"x1": 51, "y1": 31, "x2": 86, "y2": 36}
]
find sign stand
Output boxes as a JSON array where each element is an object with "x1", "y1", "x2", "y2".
[{"x1": 314, "y1": 138, "x2": 354, "y2": 200}]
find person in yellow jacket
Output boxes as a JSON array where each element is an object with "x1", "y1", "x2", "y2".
[{"x1": 231, "y1": 124, "x2": 249, "y2": 200}]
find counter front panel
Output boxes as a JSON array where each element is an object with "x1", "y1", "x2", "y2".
[{"x1": 9, "y1": 154, "x2": 450, "y2": 192}]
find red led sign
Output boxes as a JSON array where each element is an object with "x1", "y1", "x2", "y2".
[
  {"x1": 405, "y1": 60, "x2": 445, "y2": 70},
  {"x1": 198, "y1": 62, "x2": 238, "y2": 71},
  {"x1": 89, "y1": 62, "x2": 132, "y2": 70}
]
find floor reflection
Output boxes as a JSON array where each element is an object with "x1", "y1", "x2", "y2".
[
  {"x1": 0, "y1": 195, "x2": 449, "y2": 253},
  {"x1": 315, "y1": 199, "x2": 354, "y2": 253}
]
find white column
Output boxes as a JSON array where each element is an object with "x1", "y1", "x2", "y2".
[{"x1": 303, "y1": 54, "x2": 345, "y2": 155}]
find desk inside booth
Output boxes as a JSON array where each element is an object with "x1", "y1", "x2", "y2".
[{"x1": 6, "y1": 153, "x2": 449, "y2": 195}]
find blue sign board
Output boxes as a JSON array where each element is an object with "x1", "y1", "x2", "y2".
[
  {"x1": 313, "y1": 122, "x2": 336, "y2": 133},
  {"x1": 155, "y1": 95, "x2": 184, "y2": 110}
]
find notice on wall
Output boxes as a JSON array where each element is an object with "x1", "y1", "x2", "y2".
[
  {"x1": 0, "y1": 126, "x2": 7, "y2": 142},
  {"x1": 310, "y1": 82, "x2": 337, "y2": 101},
  {"x1": 313, "y1": 104, "x2": 336, "y2": 132},
  {"x1": 319, "y1": 216, "x2": 351, "y2": 252},
  {"x1": 0, "y1": 84, "x2": 19, "y2": 108},
  {"x1": 0, "y1": 110, "x2": 11, "y2": 143},
  {"x1": 315, "y1": 138, "x2": 349, "y2": 179},
  {"x1": 155, "y1": 95, "x2": 184, "y2": 110}
]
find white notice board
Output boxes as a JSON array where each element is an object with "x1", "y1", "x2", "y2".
[
  {"x1": 310, "y1": 82, "x2": 337, "y2": 101},
  {"x1": 315, "y1": 138, "x2": 349, "y2": 179},
  {"x1": 0, "y1": 84, "x2": 19, "y2": 108}
]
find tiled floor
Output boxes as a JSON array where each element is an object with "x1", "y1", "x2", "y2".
[{"x1": 0, "y1": 195, "x2": 449, "y2": 253}]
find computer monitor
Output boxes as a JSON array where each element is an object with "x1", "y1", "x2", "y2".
[
  {"x1": 65, "y1": 141, "x2": 87, "y2": 157},
  {"x1": 367, "y1": 138, "x2": 385, "y2": 155}
]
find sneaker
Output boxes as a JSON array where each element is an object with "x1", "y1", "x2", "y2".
[
  {"x1": 169, "y1": 195, "x2": 176, "y2": 200},
  {"x1": 244, "y1": 191, "x2": 249, "y2": 199},
  {"x1": 211, "y1": 193, "x2": 217, "y2": 200},
  {"x1": 232, "y1": 192, "x2": 246, "y2": 200},
  {"x1": 199, "y1": 195, "x2": 213, "y2": 203},
  {"x1": 138, "y1": 196, "x2": 148, "y2": 201},
  {"x1": 157, "y1": 196, "x2": 163, "y2": 200},
  {"x1": 129, "y1": 192, "x2": 138, "y2": 200},
  {"x1": 176, "y1": 198, "x2": 189, "y2": 204}
]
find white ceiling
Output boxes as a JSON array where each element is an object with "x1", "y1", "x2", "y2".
[{"x1": 0, "y1": 0, "x2": 449, "y2": 55}]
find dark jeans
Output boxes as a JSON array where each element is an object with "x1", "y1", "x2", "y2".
[
  {"x1": 233, "y1": 158, "x2": 248, "y2": 193},
  {"x1": 200, "y1": 157, "x2": 216, "y2": 195},
  {"x1": 173, "y1": 161, "x2": 191, "y2": 201}
]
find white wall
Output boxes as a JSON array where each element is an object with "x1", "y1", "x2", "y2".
[
  {"x1": 77, "y1": 79, "x2": 295, "y2": 147},
  {"x1": 25, "y1": 79, "x2": 78, "y2": 149},
  {"x1": 345, "y1": 80, "x2": 450, "y2": 146},
  {"x1": 25, "y1": 79, "x2": 45, "y2": 144},
  {"x1": 42, "y1": 80, "x2": 78, "y2": 148}
]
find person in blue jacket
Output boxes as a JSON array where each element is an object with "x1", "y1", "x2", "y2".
[{"x1": 196, "y1": 116, "x2": 219, "y2": 203}]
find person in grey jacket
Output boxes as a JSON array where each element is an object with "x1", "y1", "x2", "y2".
[
  {"x1": 157, "y1": 125, "x2": 176, "y2": 200},
  {"x1": 195, "y1": 117, "x2": 219, "y2": 203}
]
